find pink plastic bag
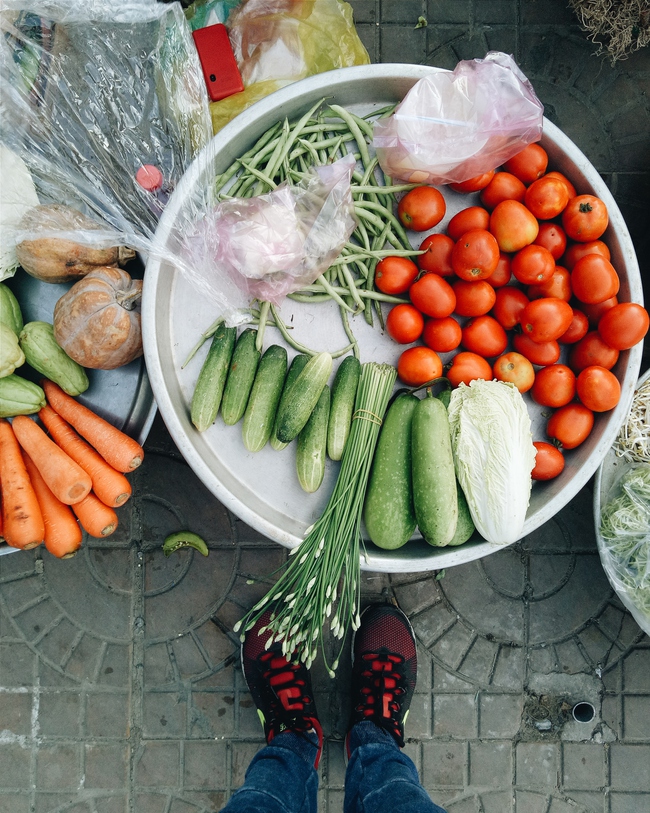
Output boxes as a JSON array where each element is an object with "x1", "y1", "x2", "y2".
[
  {"x1": 373, "y1": 52, "x2": 544, "y2": 186},
  {"x1": 184, "y1": 154, "x2": 357, "y2": 319}
]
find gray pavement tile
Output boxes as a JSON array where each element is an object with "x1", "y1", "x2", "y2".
[
  {"x1": 468, "y1": 740, "x2": 512, "y2": 788},
  {"x1": 562, "y1": 743, "x2": 606, "y2": 791},
  {"x1": 609, "y1": 793, "x2": 650, "y2": 813},
  {"x1": 0, "y1": 794, "x2": 31, "y2": 813},
  {"x1": 0, "y1": 743, "x2": 32, "y2": 789},
  {"x1": 422, "y1": 740, "x2": 468, "y2": 789}
]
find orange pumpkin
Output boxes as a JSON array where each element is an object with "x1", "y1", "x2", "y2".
[{"x1": 53, "y1": 267, "x2": 143, "y2": 370}]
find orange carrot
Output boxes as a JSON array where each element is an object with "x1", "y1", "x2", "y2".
[
  {"x1": 42, "y1": 380, "x2": 144, "y2": 473},
  {"x1": 0, "y1": 419, "x2": 44, "y2": 550},
  {"x1": 23, "y1": 451, "x2": 82, "y2": 558},
  {"x1": 11, "y1": 415, "x2": 92, "y2": 506},
  {"x1": 71, "y1": 491, "x2": 118, "y2": 538},
  {"x1": 38, "y1": 405, "x2": 132, "y2": 508}
]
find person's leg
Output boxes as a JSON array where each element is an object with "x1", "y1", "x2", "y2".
[
  {"x1": 221, "y1": 612, "x2": 322, "y2": 813},
  {"x1": 343, "y1": 604, "x2": 448, "y2": 813}
]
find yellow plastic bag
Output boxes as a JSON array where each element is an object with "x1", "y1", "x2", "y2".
[{"x1": 210, "y1": 0, "x2": 369, "y2": 133}]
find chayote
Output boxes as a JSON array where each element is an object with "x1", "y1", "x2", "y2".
[
  {"x1": 0, "y1": 373, "x2": 46, "y2": 417},
  {"x1": 1, "y1": 322, "x2": 25, "y2": 378},
  {"x1": 0, "y1": 283, "x2": 24, "y2": 336},
  {"x1": 19, "y1": 320, "x2": 89, "y2": 396}
]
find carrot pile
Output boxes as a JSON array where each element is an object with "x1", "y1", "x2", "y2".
[{"x1": 0, "y1": 380, "x2": 144, "y2": 558}]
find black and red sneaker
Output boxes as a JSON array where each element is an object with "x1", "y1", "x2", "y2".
[
  {"x1": 347, "y1": 603, "x2": 417, "y2": 749},
  {"x1": 241, "y1": 612, "x2": 323, "y2": 769}
]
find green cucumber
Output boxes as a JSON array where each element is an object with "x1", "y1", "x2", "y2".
[
  {"x1": 411, "y1": 394, "x2": 458, "y2": 547},
  {"x1": 363, "y1": 392, "x2": 418, "y2": 550},
  {"x1": 447, "y1": 481, "x2": 475, "y2": 546},
  {"x1": 270, "y1": 353, "x2": 310, "y2": 450},
  {"x1": 0, "y1": 283, "x2": 23, "y2": 336},
  {"x1": 274, "y1": 351, "x2": 333, "y2": 444},
  {"x1": 327, "y1": 355, "x2": 361, "y2": 461},
  {"x1": 220, "y1": 328, "x2": 260, "y2": 426},
  {"x1": 190, "y1": 323, "x2": 237, "y2": 432},
  {"x1": 241, "y1": 344, "x2": 287, "y2": 452},
  {"x1": 19, "y1": 321, "x2": 89, "y2": 396},
  {"x1": 296, "y1": 384, "x2": 330, "y2": 493}
]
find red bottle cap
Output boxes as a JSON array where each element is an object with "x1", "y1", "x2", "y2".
[{"x1": 136, "y1": 164, "x2": 163, "y2": 192}]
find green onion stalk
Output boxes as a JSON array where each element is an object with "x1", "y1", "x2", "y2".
[{"x1": 234, "y1": 361, "x2": 397, "y2": 676}]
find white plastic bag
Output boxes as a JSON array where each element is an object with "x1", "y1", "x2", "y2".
[
  {"x1": 181, "y1": 153, "x2": 357, "y2": 322},
  {"x1": 373, "y1": 52, "x2": 544, "y2": 186},
  {"x1": 598, "y1": 463, "x2": 650, "y2": 635},
  {"x1": 0, "y1": 0, "x2": 211, "y2": 255}
]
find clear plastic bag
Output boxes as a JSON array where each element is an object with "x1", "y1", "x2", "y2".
[
  {"x1": 598, "y1": 463, "x2": 650, "y2": 635},
  {"x1": 0, "y1": 0, "x2": 212, "y2": 257},
  {"x1": 208, "y1": 0, "x2": 370, "y2": 133},
  {"x1": 373, "y1": 51, "x2": 544, "y2": 186},
  {"x1": 181, "y1": 153, "x2": 357, "y2": 321}
]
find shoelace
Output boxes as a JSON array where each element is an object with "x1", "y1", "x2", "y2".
[
  {"x1": 354, "y1": 651, "x2": 407, "y2": 740},
  {"x1": 258, "y1": 651, "x2": 314, "y2": 735}
]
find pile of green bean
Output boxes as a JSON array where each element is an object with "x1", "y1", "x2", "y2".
[{"x1": 186, "y1": 99, "x2": 423, "y2": 366}]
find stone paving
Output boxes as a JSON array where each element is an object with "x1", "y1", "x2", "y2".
[{"x1": 1, "y1": 2, "x2": 650, "y2": 813}]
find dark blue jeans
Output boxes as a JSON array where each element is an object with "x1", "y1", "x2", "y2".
[{"x1": 220, "y1": 720, "x2": 447, "y2": 813}]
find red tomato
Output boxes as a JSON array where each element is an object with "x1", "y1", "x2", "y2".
[
  {"x1": 447, "y1": 206, "x2": 490, "y2": 241},
  {"x1": 492, "y1": 352, "x2": 535, "y2": 393},
  {"x1": 580, "y1": 296, "x2": 619, "y2": 328},
  {"x1": 480, "y1": 171, "x2": 526, "y2": 210},
  {"x1": 489, "y1": 253, "x2": 512, "y2": 287},
  {"x1": 534, "y1": 222, "x2": 567, "y2": 260},
  {"x1": 527, "y1": 266, "x2": 572, "y2": 302},
  {"x1": 409, "y1": 273, "x2": 456, "y2": 318},
  {"x1": 461, "y1": 315, "x2": 508, "y2": 358},
  {"x1": 374, "y1": 256, "x2": 419, "y2": 294},
  {"x1": 558, "y1": 309, "x2": 590, "y2": 344},
  {"x1": 417, "y1": 233, "x2": 455, "y2": 276},
  {"x1": 547, "y1": 403, "x2": 594, "y2": 449},
  {"x1": 563, "y1": 239, "x2": 610, "y2": 270},
  {"x1": 397, "y1": 186, "x2": 446, "y2": 231},
  {"x1": 502, "y1": 142, "x2": 549, "y2": 184},
  {"x1": 531, "y1": 364, "x2": 576, "y2": 408},
  {"x1": 386, "y1": 303, "x2": 424, "y2": 344},
  {"x1": 571, "y1": 254, "x2": 620, "y2": 304},
  {"x1": 446, "y1": 351, "x2": 493, "y2": 388},
  {"x1": 422, "y1": 316, "x2": 462, "y2": 353},
  {"x1": 519, "y1": 298, "x2": 574, "y2": 343},
  {"x1": 492, "y1": 286, "x2": 530, "y2": 330},
  {"x1": 597, "y1": 302, "x2": 650, "y2": 350},
  {"x1": 397, "y1": 346, "x2": 443, "y2": 386},
  {"x1": 449, "y1": 170, "x2": 496, "y2": 193},
  {"x1": 531, "y1": 442, "x2": 565, "y2": 481},
  {"x1": 452, "y1": 279, "x2": 497, "y2": 317},
  {"x1": 562, "y1": 194, "x2": 609, "y2": 242},
  {"x1": 576, "y1": 366, "x2": 621, "y2": 412},
  {"x1": 451, "y1": 229, "x2": 500, "y2": 281},
  {"x1": 511, "y1": 244, "x2": 556, "y2": 285},
  {"x1": 513, "y1": 333, "x2": 561, "y2": 366},
  {"x1": 568, "y1": 331, "x2": 619, "y2": 372},
  {"x1": 524, "y1": 176, "x2": 570, "y2": 220},
  {"x1": 489, "y1": 200, "x2": 539, "y2": 253},
  {"x1": 545, "y1": 171, "x2": 577, "y2": 200}
]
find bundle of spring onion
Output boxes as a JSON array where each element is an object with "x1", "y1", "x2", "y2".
[
  {"x1": 613, "y1": 375, "x2": 650, "y2": 463},
  {"x1": 234, "y1": 361, "x2": 397, "y2": 675}
]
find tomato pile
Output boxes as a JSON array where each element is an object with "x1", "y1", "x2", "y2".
[{"x1": 377, "y1": 142, "x2": 649, "y2": 482}]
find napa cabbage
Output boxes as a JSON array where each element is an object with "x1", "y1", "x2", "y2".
[{"x1": 448, "y1": 379, "x2": 536, "y2": 545}]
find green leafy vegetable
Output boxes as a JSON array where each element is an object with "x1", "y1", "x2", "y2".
[
  {"x1": 448, "y1": 379, "x2": 536, "y2": 545},
  {"x1": 599, "y1": 464, "x2": 650, "y2": 620}
]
